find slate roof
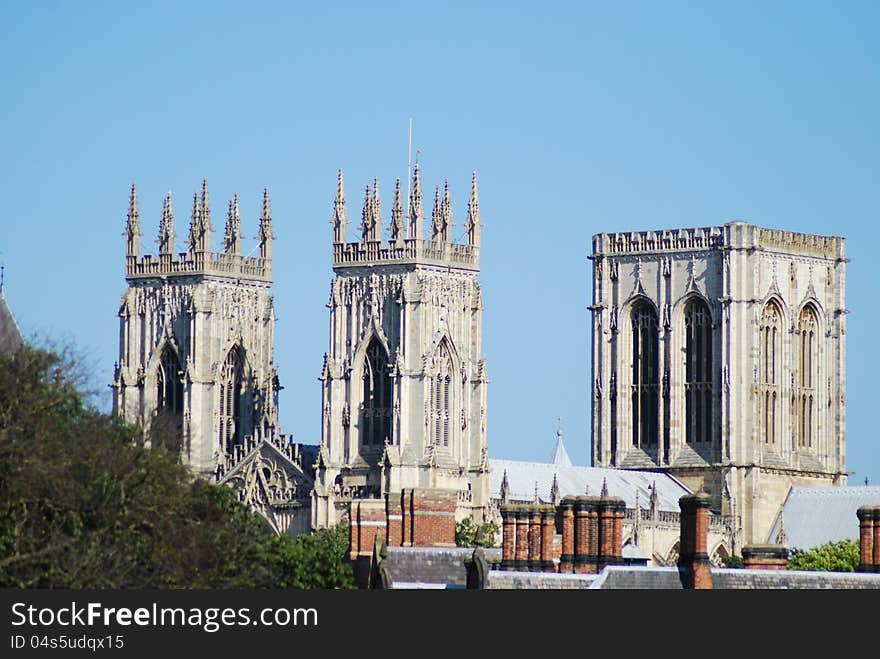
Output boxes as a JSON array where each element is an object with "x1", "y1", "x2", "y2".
[
  {"x1": 489, "y1": 458, "x2": 691, "y2": 511},
  {"x1": 382, "y1": 547, "x2": 503, "y2": 589},
  {"x1": 588, "y1": 566, "x2": 880, "y2": 590},
  {"x1": 766, "y1": 486, "x2": 880, "y2": 550},
  {"x1": 0, "y1": 290, "x2": 22, "y2": 354}
]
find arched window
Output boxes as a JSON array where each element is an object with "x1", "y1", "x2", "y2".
[
  {"x1": 157, "y1": 347, "x2": 183, "y2": 420},
  {"x1": 361, "y1": 338, "x2": 392, "y2": 447},
  {"x1": 430, "y1": 341, "x2": 453, "y2": 448},
  {"x1": 684, "y1": 299, "x2": 713, "y2": 444},
  {"x1": 630, "y1": 302, "x2": 659, "y2": 448},
  {"x1": 760, "y1": 302, "x2": 781, "y2": 445},
  {"x1": 219, "y1": 346, "x2": 245, "y2": 454},
  {"x1": 797, "y1": 305, "x2": 818, "y2": 448}
]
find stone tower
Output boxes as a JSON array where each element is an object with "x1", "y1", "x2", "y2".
[
  {"x1": 312, "y1": 167, "x2": 490, "y2": 528},
  {"x1": 590, "y1": 222, "x2": 847, "y2": 548},
  {"x1": 112, "y1": 182, "x2": 314, "y2": 535}
]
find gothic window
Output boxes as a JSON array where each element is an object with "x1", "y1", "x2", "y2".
[
  {"x1": 684, "y1": 299, "x2": 713, "y2": 444},
  {"x1": 361, "y1": 338, "x2": 392, "y2": 447},
  {"x1": 760, "y1": 302, "x2": 781, "y2": 445},
  {"x1": 219, "y1": 346, "x2": 245, "y2": 454},
  {"x1": 797, "y1": 305, "x2": 818, "y2": 448},
  {"x1": 430, "y1": 341, "x2": 453, "y2": 448},
  {"x1": 157, "y1": 347, "x2": 183, "y2": 421},
  {"x1": 630, "y1": 302, "x2": 659, "y2": 448}
]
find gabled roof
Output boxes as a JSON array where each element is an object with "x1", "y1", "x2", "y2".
[
  {"x1": 0, "y1": 289, "x2": 22, "y2": 354},
  {"x1": 766, "y1": 486, "x2": 880, "y2": 550},
  {"x1": 489, "y1": 458, "x2": 690, "y2": 511}
]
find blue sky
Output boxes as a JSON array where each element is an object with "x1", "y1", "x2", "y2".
[{"x1": 1, "y1": 1, "x2": 877, "y2": 484}]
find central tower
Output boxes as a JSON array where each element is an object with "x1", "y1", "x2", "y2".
[{"x1": 312, "y1": 167, "x2": 490, "y2": 527}]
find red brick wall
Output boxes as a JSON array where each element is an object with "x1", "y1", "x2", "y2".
[{"x1": 404, "y1": 488, "x2": 457, "y2": 548}]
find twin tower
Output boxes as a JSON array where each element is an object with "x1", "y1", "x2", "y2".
[{"x1": 112, "y1": 167, "x2": 491, "y2": 534}]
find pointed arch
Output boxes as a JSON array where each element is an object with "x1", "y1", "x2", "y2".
[
  {"x1": 684, "y1": 297, "x2": 714, "y2": 444},
  {"x1": 219, "y1": 344, "x2": 246, "y2": 454},
  {"x1": 629, "y1": 299, "x2": 659, "y2": 448},
  {"x1": 156, "y1": 343, "x2": 183, "y2": 420},
  {"x1": 429, "y1": 337, "x2": 455, "y2": 449},
  {"x1": 360, "y1": 336, "x2": 392, "y2": 447},
  {"x1": 760, "y1": 300, "x2": 783, "y2": 446},
  {"x1": 710, "y1": 542, "x2": 730, "y2": 567},
  {"x1": 796, "y1": 303, "x2": 819, "y2": 449}
]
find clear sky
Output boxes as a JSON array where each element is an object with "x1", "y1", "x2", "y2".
[{"x1": 1, "y1": 1, "x2": 877, "y2": 484}]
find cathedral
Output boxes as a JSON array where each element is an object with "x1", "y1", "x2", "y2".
[{"x1": 111, "y1": 174, "x2": 848, "y2": 556}]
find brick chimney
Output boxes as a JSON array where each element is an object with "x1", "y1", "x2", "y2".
[
  {"x1": 742, "y1": 545, "x2": 788, "y2": 570},
  {"x1": 857, "y1": 506, "x2": 880, "y2": 573},
  {"x1": 678, "y1": 493, "x2": 713, "y2": 589},
  {"x1": 500, "y1": 503, "x2": 517, "y2": 570},
  {"x1": 528, "y1": 505, "x2": 543, "y2": 570},
  {"x1": 539, "y1": 504, "x2": 556, "y2": 572},
  {"x1": 596, "y1": 496, "x2": 625, "y2": 570},
  {"x1": 573, "y1": 496, "x2": 598, "y2": 574},
  {"x1": 558, "y1": 497, "x2": 575, "y2": 573}
]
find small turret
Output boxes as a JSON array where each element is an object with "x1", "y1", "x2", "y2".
[
  {"x1": 408, "y1": 163, "x2": 423, "y2": 240},
  {"x1": 224, "y1": 194, "x2": 242, "y2": 256},
  {"x1": 198, "y1": 179, "x2": 212, "y2": 253},
  {"x1": 125, "y1": 182, "x2": 141, "y2": 260},
  {"x1": 186, "y1": 180, "x2": 213, "y2": 254},
  {"x1": 466, "y1": 171, "x2": 481, "y2": 248},
  {"x1": 431, "y1": 181, "x2": 452, "y2": 242},
  {"x1": 360, "y1": 180, "x2": 382, "y2": 242},
  {"x1": 187, "y1": 192, "x2": 200, "y2": 254},
  {"x1": 157, "y1": 192, "x2": 175, "y2": 256},
  {"x1": 258, "y1": 187, "x2": 274, "y2": 262},
  {"x1": 332, "y1": 169, "x2": 348, "y2": 244},
  {"x1": 390, "y1": 177, "x2": 404, "y2": 244}
]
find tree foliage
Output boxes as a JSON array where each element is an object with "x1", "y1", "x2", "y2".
[
  {"x1": 270, "y1": 523, "x2": 354, "y2": 589},
  {"x1": 455, "y1": 517, "x2": 499, "y2": 548},
  {"x1": 787, "y1": 539, "x2": 860, "y2": 572},
  {"x1": 0, "y1": 344, "x2": 353, "y2": 589}
]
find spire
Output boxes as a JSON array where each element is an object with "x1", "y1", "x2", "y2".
[
  {"x1": 430, "y1": 185, "x2": 442, "y2": 241},
  {"x1": 550, "y1": 473, "x2": 560, "y2": 505},
  {"x1": 442, "y1": 179, "x2": 453, "y2": 241},
  {"x1": 431, "y1": 180, "x2": 452, "y2": 242},
  {"x1": 187, "y1": 192, "x2": 200, "y2": 253},
  {"x1": 200, "y1": 178, "x2": 212, "y2": 232},
  {"x1": 408, "y1": 163, "x2": 423, "y2": 240},
  {"x1": 125, "y1": 182, "x2": 141, "y2": 258},
  {"x1": 258, "y1": 187, "x2": 274, "y2": 262},
  {"x1": 371, "y1": 178, "x2": 382, "y2": 241},
  {"x1": 390, "y1": 177, "x2": 404, "y2": 243},
  {"x1": 360, "y1": 180, "x2": 382, "y2": 242},
  {"x1": 188, "y1": 179, "x2": 212, "y2": 253},
  {"x1": 600, "y1": 478, "x2": 608, "y2": 497},
  {"x1": 224, "y1": 194, "x2": 241, "y2": 256},
  {"x1": 500, "y1": 469, "x2": 509, "y2": 502},
  {"x1": 466, "y1": 170, "x2": 481, "y2": 247},
  {"x1": 549, "y1": 418, "x2": 572, "y2": 467},
  {"x1": 331, "y1": 169, "x2": 348, "y2": 244},
  {"x1": 157, "y1": 191, "x2": 175, "y2": 256}
]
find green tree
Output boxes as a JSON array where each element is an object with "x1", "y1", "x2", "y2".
[
  {"x1": 0, "y1": 343, "x2": 352, "y2": 589},
  {"x1": 270, "y1": 523, "x2": 354, "y2": 589},
  {"x1": 787, "y1": 539, "x2": 860, "y2": 572},
  {"x1": 455, "y1": 517, "x2": 499, "y2": 548}
]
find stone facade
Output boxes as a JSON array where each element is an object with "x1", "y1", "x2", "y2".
[
  {"x1": 590, "y1": 222, "x2": 848, "y2": 547},
  {"x1": 112, "y1": 182, "x2": 313, "y2": 535},
  {"x1": 312, "y1": 168, "x2": 490, "y2": 528}
]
